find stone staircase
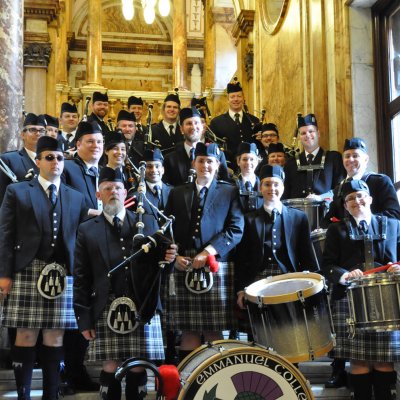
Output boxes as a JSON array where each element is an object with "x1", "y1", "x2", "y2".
[{"x1": 0, "y1": 358, "x2": 355, "y2": 399}]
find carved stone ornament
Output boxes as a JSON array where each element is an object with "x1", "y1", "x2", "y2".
[
  {"x1": 245, "y1": 48, "x2": 254, "y2": 81},
  {"x1": 23, "y1": 42, "x2": 52, "y2": 68}
]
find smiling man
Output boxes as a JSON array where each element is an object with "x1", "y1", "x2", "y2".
[
  {"x1": 322, "y1": 137, "x2": 400, "y2": 226},
  {"x1": 87, "y1": 91, "x2": 110, "y2": 136},
  {"x1": 151, "y1": 94, "x2": 182, "y2": 154},
  {"x1": 235, "y1": 164, "x2": 317, "y2": 309},
  {"x1": 283, "y1": 113, "x2": 345, "y2": 200}
]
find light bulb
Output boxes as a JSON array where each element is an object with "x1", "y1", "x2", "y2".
[
  {"x1": 143, "y1": 5, "x2": 155, "y2": 24},
  {"x1": 158, "y1": 0, "x2": 170, "y2": 17},
  {"x1": 121, "y1": 0, "x2": 134, "y2": 21}
]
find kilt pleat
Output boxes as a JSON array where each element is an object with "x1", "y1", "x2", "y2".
[
  {"x1": 3, "y1": 259, "x2": 77, "y2": 329},
  {"x1": 331, "y1": 297, "x2": 400, "y2": 362},
  {"x1": 87, "y1": 303, "x2": 164, "y2": 362},
  {"x1": 166, "y1": 260, "x2": 236, "y2": 332}
]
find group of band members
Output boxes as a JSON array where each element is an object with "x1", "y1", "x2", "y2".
[{"x1": 0, "y1": 80, "x2": 399, "y2": 400}]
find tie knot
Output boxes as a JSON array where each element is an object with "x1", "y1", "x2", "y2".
[
  {"x1": 271, "y1": 208, "x2": 279, "y2": 223},
  {"x1": 189, "y1": 147, "x2": 196, "y2": 161},
  {"x1": 244, "y1": 181, "x2": 252, "y2": 192},
  {"x1": 306, "y1": 154, "x2": 314, "y2": 164},
  {"x1": 359, "y1": 220, "x2": 368, "y2": 234},
  {"x1": 154, "y1": 184, "x2": 161, "y2": 198},
  {"x1": 48, "y1": 184, "x2": 57, "y2": 206},
  {"x1": 113, "y1": 215, "x2": 121, "y2": 233},
  {"x1": 89, "y1": 166, "x2": 98, "y2": 177},
  {"x1": 199, "y1": 187, "x2": 207, "y2": 199}
]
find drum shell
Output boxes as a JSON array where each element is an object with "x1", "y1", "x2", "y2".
[
  {"x1": 347, "y1": 274, "x2": 400, "y2": 332},
  {"x1": 282, "y1": 198, "x2": 324, "y2": 231},
  {"x1": 247, "y1": 290, "x2": 333, "y2": 362},
  {"x1": 310, "y1": 229, "x2": 327, "y2": 269}
]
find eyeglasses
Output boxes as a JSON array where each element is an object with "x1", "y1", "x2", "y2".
[
  {"x1": 262, "y1": 133, "x2": 278, "y2": 138},
  {"x1": 41, "y1": 154, "x2": 64, "y2": 162},
  {"x1": 24, "y1": 127, "x2": 46, "y2": 135},
  {"x1": 345, "y1": 192, "x2": 369, "y2": 203}
]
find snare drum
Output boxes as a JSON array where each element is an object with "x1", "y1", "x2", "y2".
[
  {"x1": 282, "y1": 198, "x2": 324, "y2": 231},
  {"x1": 178, "y1": 340, "x2": 314, "y2": 399},
  {"x1": 347, "y1": 273, "x2": 400, "y2": 334},
  {"x1": 245, "y1": 272, "x2": 335, "y2": 363}
]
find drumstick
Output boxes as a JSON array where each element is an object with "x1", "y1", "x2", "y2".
[{"x1": 363, "y1": 261, "x2": 400, "y2": 275}]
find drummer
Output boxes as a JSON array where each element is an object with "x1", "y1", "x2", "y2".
[
  {"x1": 236, "y1": 165, "x2": 317, "y2": 309},
  {"x1": 322, "y1": 179, "x2": 400, "y2": 400}
]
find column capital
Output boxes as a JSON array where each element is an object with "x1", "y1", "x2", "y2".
[
  {"x1": 232, "y1": 10, "x2": 255, "y2": 41},
  {"x1": 23, "y1": 42, "x2": 52, "y2": 68}
]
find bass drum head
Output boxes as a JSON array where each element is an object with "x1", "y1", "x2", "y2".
[{"x1": 178, "y1": 340, "x2": 314, "y2": 400}]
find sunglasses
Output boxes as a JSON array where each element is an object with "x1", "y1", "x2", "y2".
[{"x1": 41, "y1": 154, "x2": 64, "y2": 162}]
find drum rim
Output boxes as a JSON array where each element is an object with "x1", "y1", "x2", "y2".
[
  {"x1": 282, "y1": 198, "x2": 324, "y2": 206},
  {"x1": 347, "y1": 273, "x2": 400, "y2": 286},
  {"x1": 177, "y1": 342, "x2": 314, "y2": 399},
  {"x1": 177, "y1": 339, "x2": 252, "y2": 372},
  {"x1": 245, "y1": 272, "x2": 324, "y2": 305}
]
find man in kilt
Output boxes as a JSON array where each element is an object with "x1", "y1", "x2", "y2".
[
  {"x1": 235, "y1": 165, "x2": 317, "y2": 335},
  {"x1": 0, "y1": 136, "x2": 86, "y2": 400},
  {"x1": 73, "y1": 167, "x2": 177, "y2": 400},
  {"x1": 322, "y1": 179, "x2": 400, "y2": 399},
  {"x1": 164, "y1": 142, "x2": 244, "y2": 361}
]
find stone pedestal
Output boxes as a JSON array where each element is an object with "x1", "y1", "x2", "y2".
[{"x1": 0, "y1": 1, "x2": 24, "y2": 151}]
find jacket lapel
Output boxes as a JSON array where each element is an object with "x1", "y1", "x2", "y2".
[
  {"x1": 254, "y1": 208, "x2": 265, "y2": 258},
  {"x1": 29, "y1": 179, "x2": 46, "y2": 233},
  {"x1": 282, "y1": 206, "x2": 294, "y2": 266},
  {"x1": 183, "y1": 183, "x2": 194, "y2": 219}
]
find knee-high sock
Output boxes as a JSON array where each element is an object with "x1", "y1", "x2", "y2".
[
  {"x1": 125, "y1": 370, "x2": 147, "y2": 400},
  {"x1": 40, "y1": 345, "x2": 64, "y2": 400},
  {"x1": 11, "y1": 345, "x2": 36, "y2": 400},
  {"x1": 99, "y1": 370, "x2": 121, "y2": 400},
  {"x1": 349, "y1": 373, "x2": 372, "y2": 400},
  {"x1": 372, "y1": 370, "x2": 397, "y2": 400}
]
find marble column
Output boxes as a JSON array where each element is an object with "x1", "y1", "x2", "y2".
[
  {"x1": 173, "y1": 0, "x2": 188, "y2": 90},
  {"x1": 203, "y1": 0, "x2": 216, "y2": 91},
  {"x1": 86, "y1": 0, "x2": 102, "y2": 86},
  {"x1": 0, "y1": 0, "x2": 24, "y2": 152}
]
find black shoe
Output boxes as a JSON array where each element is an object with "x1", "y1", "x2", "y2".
[{"x1": 325, "y1": 369, "x2": 347, "y2": 388}]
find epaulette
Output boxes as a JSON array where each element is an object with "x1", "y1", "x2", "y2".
[{"x1": 217, "y1": 179, "x2": 235, "y2": 186}]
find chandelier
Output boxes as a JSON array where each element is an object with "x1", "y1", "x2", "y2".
[{"x1": 121, "y1": 0, "x2": 170, "y2": 24}]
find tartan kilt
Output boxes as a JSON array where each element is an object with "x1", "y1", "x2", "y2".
[
  {"x1": 331, "y1": 297, "x2": 400, "y2": 362},
  {"x1": 87, "y1": 302, "x2": 164, "y2": 362},
  {"x1": 2, "y1": 259, "x2": 77, "y2": 329},
  {"x1": 165, "y1": 259, "x2": 236, "y2": 332},
  {"x1": 239, "y1": 265, "x2": 282, "y2": 334}
]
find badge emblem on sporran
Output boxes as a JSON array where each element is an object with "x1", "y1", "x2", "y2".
[
  {"x1": 107, "y1": 296, "x2": 139, "y2": 334},
  {"x1": 37, "y1": 262, "x2": 67, "y2": 299}
]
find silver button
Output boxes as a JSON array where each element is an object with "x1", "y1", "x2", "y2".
[
  {"x1": 123, "y1": 256, "x2": 127, "y2": 259},
  {"x1": 51, "y1": 243, "x2": 55, "y2": 247},
  {"x1": 268, "y1": 257, "x2": 272, "y2": 261},
  {"x1": 53, "y1": 236, "x2": 57, "y2": 239},
  {"x1": 54, "y1": 220, "x2": 57, "y2": 224},
  {"x1": 120, "y1": 238, "x2": 124, "y2": 242},
  {"x1": 273, "y1": 235, "x2": 277, "y2": 238},
  {"x1": 54, "y1": 227, "x2": 57, "y2": 231},
  {"x1": 122, "y1": 247, "x2": 125, "y2": 250},
  {"x1": 196, "y1": 222, "x2": 199, "y2": 226},
  {"x1": 53, "y1": 213, "x2": 57, "y2": 216}
]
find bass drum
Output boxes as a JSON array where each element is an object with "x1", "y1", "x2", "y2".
[{"x1": 178, "y1": 340, "x2": 314, "y2": 399}]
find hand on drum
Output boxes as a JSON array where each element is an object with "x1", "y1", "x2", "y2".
[
  {"x1": 344, "y1": 269, "x2": 363, "y2": 281},
  {"x1": 306, "y1": 193, "x2": 322, "y2": 201},
  {"x1": 237, "y1": 291, "x2": 246, "y2": 309},
  {"x1": 387, "y1": 262, "x2": 400, "y2": 273}
]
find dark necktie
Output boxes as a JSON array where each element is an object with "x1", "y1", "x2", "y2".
[
  {"x1": 66, "y1": 133, "x2": 73, "y2": 142},
  {"x1": 234, "y1": 113, "x2": 240, "y2": 124},
  {"x1": 189, "y1": 147, "x2": 196, "y2": 161},
  {"x1": 346, "y1": 177, "x2": 353, "y2": 182},
  {"x1": 359, "y1": 220, "x2": 368, "y2": 234},
  {"x1": 88, "y1": 166, "x2": 98, "y2": 177},
  {"x1": 244, "y1": 181, "x2": 252, "y2": 192},
  {"x1": 198, "y1": 187, "x2": 207, "y2": 208},
  {"x1": 48, "y1": 184, "x2": 57, "y2": 206},
  {"x1": 113, "y1": 215, "x2": 121, "y2": 234},
  {"x1": 271, "y1": 208, "x2": 279, "y2": 224},
  {"x1": 306, "y1": 154, "x2": 314, "y2": 165},
  {"x1": 136, "y1": 123, "x2": 142, "y2": 131},
  {"x1": 154, "y1": 184, "x2": 161, "y2": 200},
  {"x1": 169, "y1": 125, "x2": 174, "y2": 136}
]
